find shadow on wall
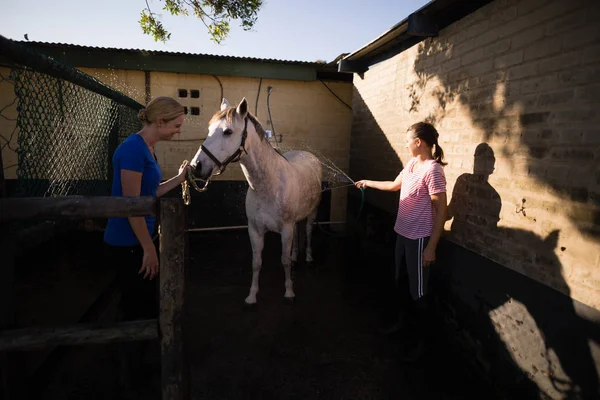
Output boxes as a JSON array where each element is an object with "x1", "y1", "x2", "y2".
[
  {"x1": 346, "y1": 3, "x2": 600, "y2": 394},
  {"x1": 347, "y1": 85, "x2": 405, "y2": 209},
  {"x1": 404, "y1": 4, "x2": 600, "y2": 395},
  {"x1": 346, "y1": 86, "x2": 404, "y2": 249},
  {"x1": 409, "y1": 5, "x2": 600, "y2": 240},
  {"x1": 444, "y1": 144, "x2": 600, "y2": 399}
]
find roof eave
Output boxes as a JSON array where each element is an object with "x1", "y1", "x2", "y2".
[
  {"x1": 11, "y1": 41, "x2": 351, "y2": 82},
  {"x1": 338, "y1": 0, "x2": 494, "y2": 73}
]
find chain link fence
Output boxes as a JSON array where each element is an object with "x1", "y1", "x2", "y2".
[{"x1": 0, "y1": 35, "x2": 143, "y2": 198}]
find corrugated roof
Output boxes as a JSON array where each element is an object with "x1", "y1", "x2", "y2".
[
  {"x1": 3, "y1": 38, "x2": 351, "y2": 81},
  {"x1": 20, "y1": 40, "x2": 327, "y2": 67}
]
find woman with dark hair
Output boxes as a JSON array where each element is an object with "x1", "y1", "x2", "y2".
[{"x1": 355, "y1": 121, "x2": 448, "y2": 358}]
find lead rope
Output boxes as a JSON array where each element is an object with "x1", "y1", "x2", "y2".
[{"x1": 181, "y1": 160, "x2": 210, "y2": 205}]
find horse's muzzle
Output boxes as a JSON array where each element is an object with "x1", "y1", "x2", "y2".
[
  {"x1": 192, "y1": 161, "x2": 214, "y2": 181},
  {"x1": 191, "y1": 162, "x2": 203, "y2": 177}
]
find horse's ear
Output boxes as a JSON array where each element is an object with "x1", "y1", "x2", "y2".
[
  {"x1": 220, "y1": 98, "x2": 230, "y2": 111},
  {"x1": 237, "y1": 97, "x2": 249, "y2": 118}
]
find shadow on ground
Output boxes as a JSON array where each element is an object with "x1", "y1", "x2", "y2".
[
  {"x1": 185, "y1": 228, "x2": 498, "y2": 400},
  {"x1": 28, "y1": 227, "x2": 499, "y2": 399}
]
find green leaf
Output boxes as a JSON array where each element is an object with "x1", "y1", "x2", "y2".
[{"x1": 139, "y1": 0, "x2": 263, "y2": 43}]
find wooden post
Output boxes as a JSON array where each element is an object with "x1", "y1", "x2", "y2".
[
  {"x1": 0, "y1": 228, "x2": 15, "y2": 342},
  {"x1": 159, "y1": 198, "x2": 188, "y2": 400},
  {"x1": 0, "y1": 225, "x2": 19, "y2": 399}
]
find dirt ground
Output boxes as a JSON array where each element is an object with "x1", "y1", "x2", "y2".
[
  {"x1": 184, "y1": 228, "x2": 497, "y2": 400},
  {"x1": 30, "y1": 227, "x2": 499, "y2": 399}
]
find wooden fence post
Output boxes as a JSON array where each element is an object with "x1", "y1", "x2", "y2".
[
  {"x1": 159, "y1": 198, "x2": 188, "y2": 400},
  {"x1": 0, "y1": 224, "x2": 21, "y2": 400}
]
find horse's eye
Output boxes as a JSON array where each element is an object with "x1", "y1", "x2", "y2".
[{"x1": 223, "y1": 128, "x2": 233, "y2": 136}]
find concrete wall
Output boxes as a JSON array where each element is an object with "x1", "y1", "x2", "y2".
[
  {"x1": 61, "y1": 68, "x2": 352, "y2": 223},
  {"x1": 348, "y1": 0, "x2": 600, "y2": 397},
  {"x1": 1, "y1": 64, "x2": 353, "y2": 224}
]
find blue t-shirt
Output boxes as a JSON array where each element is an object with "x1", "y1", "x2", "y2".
[{"x1": 104, "y1": 134, "x2": 162, "y2": 246}]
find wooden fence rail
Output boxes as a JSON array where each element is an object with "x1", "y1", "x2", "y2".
[
  {"x1": 0, "y1": 320, "x2": 157, "y2": 351},
  {"x1": 0, "y1": 196, "x2": 188, "y2": 400},
  {"x1": 0, "y1": 196, "x2": 157, "y2": 222}
]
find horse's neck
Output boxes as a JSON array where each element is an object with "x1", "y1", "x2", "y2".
[{"x1": 240, "y1": 130, "x2": 286, "y2": 194}]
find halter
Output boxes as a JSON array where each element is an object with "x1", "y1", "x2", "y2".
[
  {"x1": 200, "y1": 117, "x2": 249, "y2": 176},
  {"x1": 182, "y1": 116, "x2": 249, "y2": 205}
]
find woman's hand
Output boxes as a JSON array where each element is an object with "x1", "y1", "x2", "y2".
[
  {"x1": 177, "y1": 160, "x2": 191, "y2": 184},
  {"x1": 422, "y1": 245, "x2": 436, "y2": 267},
  {"x1": 139, "y1": 245, "x2": 159, "y2": 279},
  {"x1": 355, "y1": 180, "x2": 368, "y2": 189}
]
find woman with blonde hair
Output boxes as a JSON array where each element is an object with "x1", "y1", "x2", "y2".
[
  {"x1": 104, "y1": 96, "x2": 190, "y2": 391},
  {"x1": 104, "y1": 96, "x2": 190, "y2": 321}
]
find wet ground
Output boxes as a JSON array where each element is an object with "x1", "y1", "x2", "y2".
[{"x1": 30, "y1": 227, "x2": 499, "y2": 399}]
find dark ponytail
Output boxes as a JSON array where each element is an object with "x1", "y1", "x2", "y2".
[
  {"x1": 433, "y1": 142, "x2": 447, "y2": 166},
  {"x1": 408, "y1": 121, "x2": 447, "y2": 166}
]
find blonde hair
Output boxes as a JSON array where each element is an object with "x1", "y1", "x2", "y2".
[{"x1": 138, "y1": 96, "x2": 184, "y2": 124}]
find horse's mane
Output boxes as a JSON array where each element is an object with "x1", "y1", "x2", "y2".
[
  {"x1": 209, "y1": 108, "x2": 268, "y2": 142},
  {"x1": 247, "y1": 113, "x2": 269, "y2": 142}
]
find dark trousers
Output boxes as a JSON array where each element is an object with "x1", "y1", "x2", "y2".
[
  {"x1": 104, "y1": 243, "x2": 158, "y2": 321},
  {"x1": 394, "y1": 234, "x2": 434, "y2": 336},
  {"x1": 104, "y1": 242, "x2": 160, "y2": 388},
  {"x1": 395, "y1": 234, "x2": 431, "y2": 301}
]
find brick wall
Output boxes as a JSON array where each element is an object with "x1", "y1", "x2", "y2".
[
  {"x1": 350, "y1": 0, "x2": 600, "y2": 309},
  {"x1": 350, "y1": 1, "x2": 600, "y2": 395}
]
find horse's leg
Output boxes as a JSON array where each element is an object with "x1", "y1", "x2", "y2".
[
  {"x1": 291, "y1": 222, "x2": 298, "y2": 263},
  {"x1": 305, "y1": 209, "x2": 318, "y2": 262},
  {"x1": 245, "y1": 224, "x2": 264, "y2": 304},
  {"x1": 281, "y1": 224, "x2": 295, "y2": 299}
]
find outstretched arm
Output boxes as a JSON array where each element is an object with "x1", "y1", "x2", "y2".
[
  {"x1": 355, "y1": 173, "x2": 402, "y2": 192},
  {"x1": 156, "y1": 160, "x2": 190, "y2": 197}
]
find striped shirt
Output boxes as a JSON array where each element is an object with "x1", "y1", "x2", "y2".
[{"x1": 394, "y1": 158, "x2": 446, "y2": 239}]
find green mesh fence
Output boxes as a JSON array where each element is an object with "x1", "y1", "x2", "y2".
[{"x1": 0, "y1": 35, "x2": 143, "y2": 198}]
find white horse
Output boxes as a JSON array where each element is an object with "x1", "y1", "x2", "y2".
[{"x1": 190, "y1": 97, "x2": 322, "y2": 304}]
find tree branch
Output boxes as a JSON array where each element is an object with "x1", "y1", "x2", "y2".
[{"x1": 139, "y1": 0, "x2": 262, "y2": 43}]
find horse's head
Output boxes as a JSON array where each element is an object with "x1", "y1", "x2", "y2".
[{"x1": 191, "y1": 97, "x2": 249, "y2": 180}]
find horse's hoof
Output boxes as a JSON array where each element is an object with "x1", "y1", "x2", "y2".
[
  {"x1": 284, "y1": 296, "x2": 295, "y2": 305},
  {"x1": 245, "y1": 296, "x2": 257, "y2": 305},
  {"x1": 243, "y1": 302, "x2": 258, "y2": 311}
]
